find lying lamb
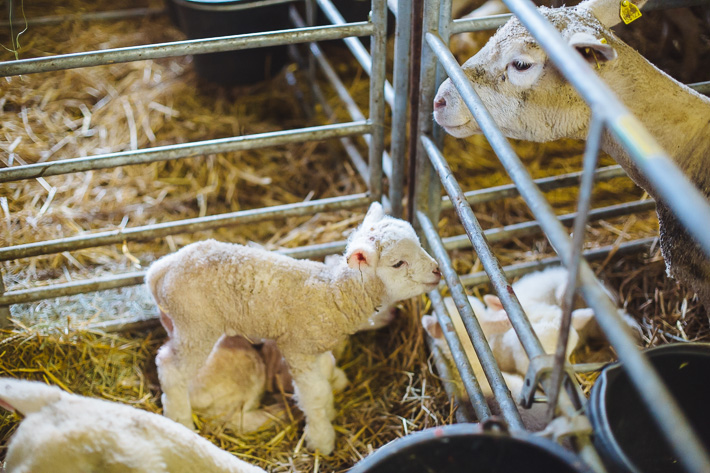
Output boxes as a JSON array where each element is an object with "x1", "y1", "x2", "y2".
[
  {"x1": 434, "y1": 0, "x2": 710, "y2": 312},
  {"x1": 190, "y1": 306, "x2": 390, "y2": 433},
  {"x1": 0, "y1": 377, "x2": 266, "y2": 473},
  {"x1": 147, "y1": 202, "x2": 441, "y2": 454}
]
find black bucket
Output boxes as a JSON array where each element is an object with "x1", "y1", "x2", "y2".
[
  {"x1": 349, "y1": 422, "x2": 594, "y2": 473},
  {"x1": 169, "y1": 0, "x2": 294, "y2": 85},
  {"x1": 589, "y1": 342, "x2": 710, "y2": 473}
]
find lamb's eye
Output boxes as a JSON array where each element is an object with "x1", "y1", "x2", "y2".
[
  {"x1": 511, "y1": 60, "x2": 532, "y2": 71},
  {"x1": 393, "y1": 261, "x2": 406, "y2": 268}
]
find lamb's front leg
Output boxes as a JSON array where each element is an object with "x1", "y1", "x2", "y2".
[{"x1": 285, "y1": 351, "x2": 337, "y2": 454}]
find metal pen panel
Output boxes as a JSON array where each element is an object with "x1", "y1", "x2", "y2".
[
  {"x1": 425, "y1": 22, "x2": 710, "y2": 472},
  {"x1": 367, "y1": 0, "x2": 388, "y2": 203},
  {"x1": 0, "y1": 23, "x2": 373, "y2": 77},
  {"x1": 0, "y1": 122, "x2": 370, "y2": 184}
]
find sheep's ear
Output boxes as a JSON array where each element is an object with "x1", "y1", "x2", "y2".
[
  {"x1": 578, "y1": 0, "x2": 647, "y2": 29},
  {"x1": 569, "y1": 32, "x2": 617, "y2": 65},
  {"x1": 346, "y1": 244, "x2": 378, "y2": 269},
  {"x1": 362, "y1": 202, "x2": 385, "y2": 227},
  {"x1": 571, "y1": 308, "x2": 596, "y2": 330},
  {"x1": 483, "y1": 294, "x2": 504, "y2": 312},
  {"x1": 480, "y1": 308, "x2": 512, "y2": 334},
  {"x1": 421, "y1": 315, "x2": 443, "y2": 339}
]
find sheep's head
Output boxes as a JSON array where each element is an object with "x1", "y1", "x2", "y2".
[
  {"x1": 434, "y1": 0, "x2": 642, "y2": 142},
  {"x1": 345, "y1": 202, "x2": 441, "y2": 303}
]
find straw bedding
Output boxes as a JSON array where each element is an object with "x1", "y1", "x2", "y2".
[{"x1": 1, "y1": 1, "x2": 709, "y2": 471}]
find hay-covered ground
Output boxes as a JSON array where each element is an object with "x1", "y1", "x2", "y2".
[{"x1": 2, "y1": 1, "x2": 709, "y2": 471}]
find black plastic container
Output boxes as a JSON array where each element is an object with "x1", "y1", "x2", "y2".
[
  {"x1": 169, "y1": 0, "x2": 294, "y2": 85},
  {"x1": 589, "y1": 343, "x2": 710, "y2": 473},
  {"x1": 349, "y1": 422, "x2": 594, "y2": 473}
]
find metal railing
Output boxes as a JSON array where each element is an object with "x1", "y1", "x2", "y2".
[
  {"x1": 0, "y1": 0, "x2": 389, "y2": 322},
  {"x1": 413, "y1": 0, "x2": 710, "y2": 472}
]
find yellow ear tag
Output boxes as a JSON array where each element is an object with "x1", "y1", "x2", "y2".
[{"x1": 620, "y1": 0, "x2": 642, "y2": 25}]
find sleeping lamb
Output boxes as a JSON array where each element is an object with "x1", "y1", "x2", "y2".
[
  {"x1": 433, "y1": 0, "x2": 710, "y2": 312},
  {"x1": 0, "y1": 377, "x2": 266, "y2": 473},
  {"x1": 147, "y1": 202, "x2": 441, "y2": 454}
]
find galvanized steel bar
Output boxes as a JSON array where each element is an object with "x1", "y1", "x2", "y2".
[
  {"x1": 458, "y1": 237, "x2": 656, "y2": 287},
  {"x1": 547, "y1": 114, "x2": 604, "y2": 420},
  {"x1": 0, "y1": 272, "x2": 10, "y2": 328},
  {"x1": 421, "y1": 134, "x2": 545, "y2": 363},
  {"x1": 690, "y1": 81, "x2": 710, "y2": 95},
  {"x1": 426, "y1": 26, "x2": 710, "y2": 472},
  {"x1": 450, "y1": 14, "x2": 512, "y2": 34},
  {"x1": 504, "y1": 0, "x2": 710, "y2": 259},
  {"x1": 419, "y1": 211, "x2": 524, "y2": 430},
  {"x1": 406, "y1": 0, "x2": 424, "y2": 219},
  {"x1": 424, "y1": 333, "x2": 473, "y2": 423},
  {"x1": 0, "y1": 194, "x2": 370, "y2": 262},
  {"x1": 429, "y1": 289, "x2": 492, "y2": 422},
  {"x1": 413, "y1": 0, "x2": 443, "y2": 222},
  {"x1": 0, "y1": 239, "x2": 351, "y2": 307},
  {"x1": 0, "y1": 23, "x2": 373, "y2": 77},
  {"x1": 0, "y1": 121, "x2": 370, "y2": 183},
  {"x1": 389, "y1": 0, "x2": 413, "y2": 217},
  {"x1": 442, "y1": 165, "x2": 627, "y2": 209},
  {"x1": 316, "y1": 0, "x2": 396, "y2": 108},
  {"x1": 367, "y1": 0, "x2": 388, "y2": 203},
  {"x1": 442, "y1": 199, "x2": 655, "y2": 251}
]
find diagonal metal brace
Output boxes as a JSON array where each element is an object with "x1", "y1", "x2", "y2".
[{"x1": 519, "y1": 354, "x2": 584, "y2": 409}]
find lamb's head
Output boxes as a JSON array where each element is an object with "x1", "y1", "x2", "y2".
[
  {"x1": 434, "y1": 0, "x2": 642, "y2": 141},
  {"x1": 345, "y1": 202, "x2": 441, "y2": 303}
]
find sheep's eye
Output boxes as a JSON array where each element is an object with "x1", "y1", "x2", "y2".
[
  {"x1": 511, "y1": 60, "x2": 532, "y2": 71},
  {"x1": 393, "y1": 261, "x2": 406, "y2": 268}
]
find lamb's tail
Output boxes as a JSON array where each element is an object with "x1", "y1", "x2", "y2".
[{"x1": 0, "y1": 378, "x2": 64, "y2": 415}]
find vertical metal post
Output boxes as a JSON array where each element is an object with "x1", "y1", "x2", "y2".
[
  {"x1": 0, "y1": 270, "x2": 11, "y2": 328},
  {"x1": 546, "y1": 113, "x2": 604, "y2": 420},
  {"x1": 433, "y1": 0, "x2": 452, "y2": 150},
  {"x1": 406, "y1": 0, "x2": 423, "y2": 220},
  {"x1": 368, "y1": 0, "x2": 387, "y2": 203},
  {"x1": 389, "y1": 0, "x2": 412, "y2": 218},
  {"x1": 413, "y1": 0, "x2": 442, "y2": 222}
]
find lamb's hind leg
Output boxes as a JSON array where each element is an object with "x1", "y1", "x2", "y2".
[
  {"x1": 156, "y1": 328, "x2": 221, "y2": 429},
  {"x1": 285, "y1": 351, "x2": 337, "y2": 455}
]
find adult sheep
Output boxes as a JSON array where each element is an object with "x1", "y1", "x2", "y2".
[
  {"x1": 147, "y1": 202, "x2": 441, "y2": 454},
  {"x1": 433, "y1": 0, "x2": 710, "y2": 312}
]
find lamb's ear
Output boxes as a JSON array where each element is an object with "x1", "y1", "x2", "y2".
[
  {"x1": 421, "y1": 315, "x2": 443, "y2": 339},
  {"x1": 345, "y1": 243, "x2": 378, "y2": 270},
  {"x1": 483, "y1": 294, "x2": 504, "y2": 312},
  {"x1": 569, "y1": 32, "x2": 617, "y2": 65},
  {"x1": 362, "y1": 201, "x2": 385, "y2": 228},
  {"x1": 578, "y1": 0, "x2": 647, "y2": 29}
]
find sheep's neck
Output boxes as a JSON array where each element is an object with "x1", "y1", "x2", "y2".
[
  {"x1": 600, "y1": 41, "x2": 710, "y2": 197},
  {"x1": 332, "y1": 265, "x2": 386, "y2": 330}
]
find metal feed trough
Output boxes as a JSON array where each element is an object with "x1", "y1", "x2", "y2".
[{"x1": 1, "y1": 0, "x2": 710, "y2": 471}]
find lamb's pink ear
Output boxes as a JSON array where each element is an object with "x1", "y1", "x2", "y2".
[
  {"x1": 346, "y1": 244, "x2": 378, "y2": 269},
  {"x1": 421, "y1": 315, "x2": 443, "y2": 340},
  {"x1": 362, "y1": 201, "x2": 385, "y2": 227},
  {"x1": 578, "y1": 0, "x2": 647, "y2": 29},
  {"x1": 569, "y1": 32, "x2": 617, "y2": 64},
  {"x1": 480, "y1": 309, "x2": 512, "y2": 335},
  {"x1": 483, "y1": 294, "x2": 504, "y2": 312}
]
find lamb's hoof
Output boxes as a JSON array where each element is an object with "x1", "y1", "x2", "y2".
[{"x1": 305, "y1": 422, "x2": 335, "y2": 455}]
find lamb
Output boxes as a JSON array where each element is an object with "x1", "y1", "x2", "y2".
[
  {"x1": 0, "y1": 377, "x2": 266, "y2": 473},
  {"x1": 433, "y1": 0, "x2": 710, "y2": 312},
  {"x1": 189, "y1": 306, "x2": 390, "y2": 433},
  {"x1": 146, "y1": 202, "x2": 441, "y2": 454}
]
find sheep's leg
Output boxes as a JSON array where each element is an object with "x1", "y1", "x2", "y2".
[
  {"x1": 157, "y1": 335, "x2": 220, "y2": 429},
  {"x1": 285, "y1": 351, "x2": 336, "y2": 455}
]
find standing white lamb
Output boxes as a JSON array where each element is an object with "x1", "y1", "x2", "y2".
[
  {"x1": 433, "y1": 0, "x2": 710, "y2": 312},
  {"x1": 146, "y1": 202, "x2": 441, "y2": 454},
  {"x1": 0, "y1": 377, "x2": 266, "y2": 473}
]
